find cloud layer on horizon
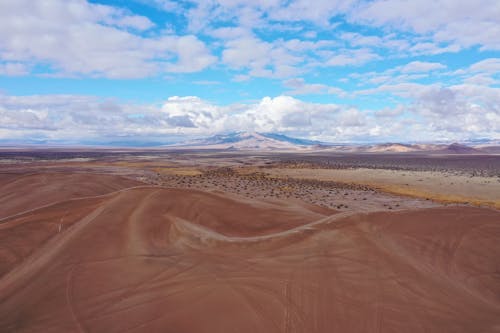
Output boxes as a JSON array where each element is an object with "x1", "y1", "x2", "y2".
[
  {"x1": 1, "y1": 88, "x2": 498, "y2": 144},
  {"x1": 0, "y1": 0, "x2": 499, "y2": 143}
]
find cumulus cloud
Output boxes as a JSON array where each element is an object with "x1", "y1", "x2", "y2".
[
  {"x1": 1, "y1": 0, "x2": 497, "y2": 81},
  {"x1": 283, "y1": 78, "x2": 347, "y2": 96},
  {"x1": 0, "y1": 62, "x2": 30, "y2": 76},
  {"x1": 325, "y1": 48, "x2": 380, "y2": 67},
  {"x1": 0, "y1": 94, "x2": 169, "y2": 141},
  {"x1": 268, "y1": 0, "x2": 355, "y2": 25},
  {"x1": 234, "y1": 96, "x2": 338, "y2": 132},
  {"x1": 469, "y1": 58, "x2": 500, "y2": 73},
  {"x1": 2, "y1": 91, "x2": 497, "y2": 144},
  {"x1": 222, "y1": 37, "x2": 304, "y2": 78},
  {"x1": 413, "y1": 87, "x2": 500, "y2": 138},
  {"x1": 0, "y1": 0, "x2": 216, "y2": 78},
  {"x1": 350, "y1": 60, "x2": 447, "y2": 86},
  {"x1": 399, "y1": 61, "x2": 446, "y2": 73},
  {"x1": 0, "y1": 94, "x2": 376, "y2": 142},
  {"x1": 0, "y1": 0, "x2": 498, "y2": 143},
  {"x1": 351, "y1": 0, "x2": 500, "y2": 50},
  {"x1": 361, "y1": 81, "x2": 500, "y2": 140},
  {"x1": 374, "y1": 105, "x2": 405, "y2": 118},
  {"x1": 178, "y1": 0, "x2": 499, "y2": 79},
  {"x1": 161, "y1": 96, "x2": 227, "y2": 132},
  {"x1": 1, "y1": 0, "x2": 496, "y2": 82}
]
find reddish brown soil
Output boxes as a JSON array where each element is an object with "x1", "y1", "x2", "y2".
[
  {"x1": 1, "y1": 179, "x2": 499, "y2": 332},
  {"x1": 0, "y1": 173, "x2": 143, "y2": 219}
]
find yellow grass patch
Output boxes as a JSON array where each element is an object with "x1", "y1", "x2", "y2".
[
  {"x1": 235, "y1": 166, "x2": 260, "y2": 175},
  {"x1": 279, "y1": 185, "x2": 295, "y2": 192},
  {"x1": 370, "y1": 183, "x2": 500, "y2": 209}
]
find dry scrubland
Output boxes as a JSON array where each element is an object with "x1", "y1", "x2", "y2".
[
  {"x1": 0, "y1": 150, "x2": 499, "y2": 332},
  {"x1": 262, "y1": 167, "x2": 500, "y2": 208}
]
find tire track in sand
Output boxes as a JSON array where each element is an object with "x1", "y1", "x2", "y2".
[{"x1": 66, "y1": 265, "x2": 87, "y2": 333}]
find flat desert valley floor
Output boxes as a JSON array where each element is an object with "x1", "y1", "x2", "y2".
[{"x1": 0, "y1": 149, "x2": 499, "y2": 332}]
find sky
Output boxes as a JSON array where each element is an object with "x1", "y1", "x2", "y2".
[{"x1": 0, "y1": 0, "x2": 499, "y2": 145}]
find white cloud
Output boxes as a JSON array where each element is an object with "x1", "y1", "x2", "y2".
[
  {"x1": 234, "y1": 96, "x2": 339, "y2": 132},
  {"x1": 2, "y1": 0, "x2": 495, "y2": 82},
  {"x1": 399, "y1": 61, "x2": 446, "y2": 73},
  {"x1": 0, "y1": 62, "x2": 30, "y2": 76},
  {"x1": 0, "y1": 94, "x2": 369, "y2": 142},
  {"x1": 325, "y1": 48, "x2": 380, "y2": 66},
  {"x1": 447, "y1": 58, "x2": 500, "y2": 87},
  {"x1": 469, "y1": 58, "x2": 500, "y2": 73},
  {"x1": 161, "y1": 96, "x2": 227, "y2": 132},
  {"x1": 222, "y1": 37, "x2": 303, "y2": 78},
  {"x1": 352, "y1": 0, "x2": 500, "y2": 50},
  {"x1": 151, "y1": 0, "x2": 183, "y2": 12},
  {"x1": 358, "y1": 81, "x2": 500, "y2": 140},
  {"x1": 341, "y1": 32, "x2": 384, "y2": 48},
  {"x1": 0, "y1": 94, "x2": 169, "y2": 141},
  {"x1": 0, "y1": 0, "x2": 215, "y2": 78},
  {"x1": 163, "y1": 35, "x2": 218, "y2": 73},
  {"x1": 462, "y1": 74, "x2": 497, "y2": 86},
  {"x1": 350, "y1": 60, "x2": 447, "y2": 87},
  {"x1": 2, "y1": 91, "x2": 497, "y2": 143},
  {"x1": 209, "y1": 27, "x2": 252, "y2": 40},
  {"x1": 270, "y1": 0, "x2": 355, "y2": 25},
  {"x1": 284, "y1": 78, "x2": 347, "y2": 96},
  {"x1": 374, "y1": 105, "x2": 405, "y2": 118},
  {"x1": 407, "y1": 42, "x2": 461, "y2": 56},
  {"x1": 0, "y1": 0, "x2": 499, "y2": 144},
  {"x1": 337, "y1": 108, "x2": 365, "y2": 127}
]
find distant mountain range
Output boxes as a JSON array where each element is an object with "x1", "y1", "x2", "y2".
[
  {"x1": 169, "y1": 132, "x2": 318, "y2": 151},
  {"x1": 4, "y1": 132, "x2": 496, "y2": 153},
  {"x1": 167, "y1": 131, "x2": 499, "y2": 154}
]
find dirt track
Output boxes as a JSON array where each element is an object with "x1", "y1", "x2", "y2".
[{"x1": 1, "y1": 173, "x2": 499, "y2": 332}]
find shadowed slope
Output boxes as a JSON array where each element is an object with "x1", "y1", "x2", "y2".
[{"x1": 0, "y1": 187, "x2": 499, "y2": 333}]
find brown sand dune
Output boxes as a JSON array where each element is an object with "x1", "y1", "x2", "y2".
[
  {"x1": 0, "y1": 173, "x2": 142, "y2": 219},
  {"x1": 0, "y1": 174, "x2": 19, "y2": 188},
  {"x1": 0, "y1": 196, "x2": 108, "y2": 277},
  {"x1": 0, "y1": 186, "x2": 499, "y2": 332}
]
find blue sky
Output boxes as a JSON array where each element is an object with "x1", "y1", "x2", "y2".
[{"x1": 0, "y1": 0, "x2": 499, "y2": 144}]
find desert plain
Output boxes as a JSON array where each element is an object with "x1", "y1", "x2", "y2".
[{"x1": 0, "y1": 149, "x2": 499, "y2": 332}]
